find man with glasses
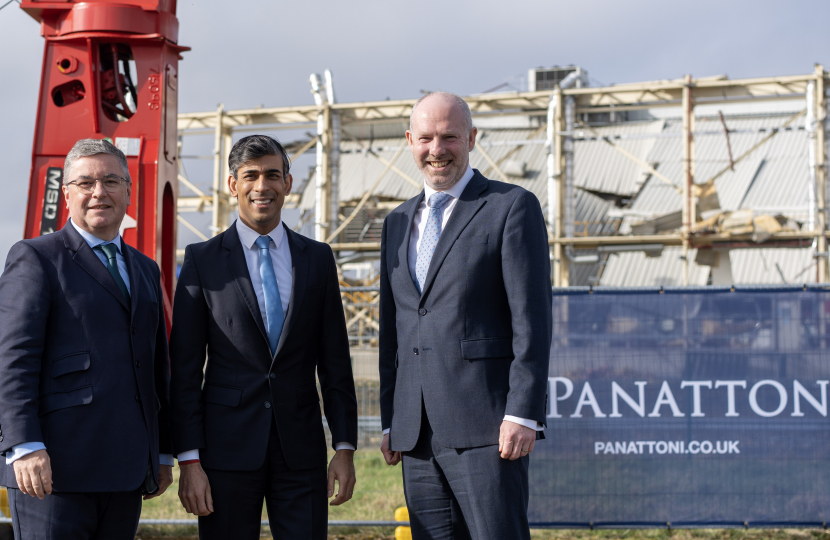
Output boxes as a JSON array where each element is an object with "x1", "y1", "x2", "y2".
[{"x1": 0, "y1": 139, "x2": 173, "y2": 539}]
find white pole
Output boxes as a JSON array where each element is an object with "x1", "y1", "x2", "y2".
[
  {"x1": 211, "y1": 104, "x2": 224, "y2": 236},
  {"x1": 564, "y1": 96, "x2": 575, "y2": 239},
  {"x1": 310, "y1": 74, "x2": 326, "y2": 242},
  {"x1": 807, "y1": 81, "x2": 817, "y2": 234},
  {"x1": 325, "y1": 69, "x2": 340, "y2": 236},
  {"x1": 546, "y1": 93, "x2": 557, "y2": 237}
]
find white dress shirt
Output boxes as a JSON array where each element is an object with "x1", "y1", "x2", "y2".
[
  {"x1": 384, "y1": 166, "x2": 543, "y2": 436},
  {"x1": 236, "y1": 218, "x2": 293, "y2": 319},
  {"x1": 6, "y1": 219, "x2": 175, "y2": 466},
  {"x1": 176, "y1": 219, "x2": 353, "y2": 463}
]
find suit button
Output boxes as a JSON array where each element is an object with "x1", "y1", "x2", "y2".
[
  {"x1": 135, "y1": 394, "x2": 141, "y2": 402},
  {"x1": 0, "y1": 436, "x2": 3, "y2": 442},
  {"x1": 413, "y1": 348, "x2": 419, "y2": 355},
  {"x1": 264, "y1": 401, "x2": 272, "y2": 409},
  {"x1": 269, "y1": 373, "x2": 276, "y2": 379},
  {"x1": 419, "y1": 308, "x2": 427, "y2": 316},
  {"x1": 135, "y1": 362, "x2": 140, "y2": 368},
  {"x1": 131, "y1": 327, "x2": 137, "y2": 335}
]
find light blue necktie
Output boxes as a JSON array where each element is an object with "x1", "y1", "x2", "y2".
[
  {"x1": 414, "y1": 192, "x2": 452, "y2": 294},
  {"x1": 255, "y1": 235, "x2": 284, "y2": 356}
]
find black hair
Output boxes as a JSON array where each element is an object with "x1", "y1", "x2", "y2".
[{"x1": 228, "y1": 135, "x2": 291, "y2": 179}]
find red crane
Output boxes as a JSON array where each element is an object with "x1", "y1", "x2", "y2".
[{"x1": 19, "y1": 0, "x2": 188, "y2": 329}]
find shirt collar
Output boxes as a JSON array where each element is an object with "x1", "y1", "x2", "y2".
[
  {"x1": 69, "y1": 219, "x2": 122, "y2": 253},
  {"x1": 423, "y1": 165, "x2": 474, "y2": 205},
  {"x1": 236, "y1": 218, "x2": 285, "y2": 250}
]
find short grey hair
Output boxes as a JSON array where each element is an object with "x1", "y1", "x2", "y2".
[
  {"x1": 409, "y1": 91, "x2": 473, "y2": 134},
  {"x1": 63, "y1": 139, "x2": 131, "y2": 184}
]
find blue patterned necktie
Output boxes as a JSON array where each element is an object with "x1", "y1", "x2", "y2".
[
  {"x1": 415, "y1": 192, "x2": 453, "y2": 294},
  {"x1": 255, "y1": 235, "x2": 284, "y2": 356},
  {"x1": 94, "y1": 243, "x2": 130, "y2": 302}
]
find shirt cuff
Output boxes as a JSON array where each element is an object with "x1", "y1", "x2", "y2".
[
  {"x1": 177, "y1": 449, "x2": 200, "y2": 462},
  {"x1": 382, "y1": 428, "x2": 390, "y2": 436},
  {"x1": 503, "y1": 415, "x2": 544, "y2": 431},
  {"x1": 5, "y1": 442, "x2": 47, "y2": 465},
  {"x1": 334, "y1": 442, "x2": 355, "y2": 451},
  {"x1": 159, "y1": 454, "x2": 174, "y2": 466}
]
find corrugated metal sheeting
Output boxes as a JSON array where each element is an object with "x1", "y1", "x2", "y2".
[
  {"x1": 730, "y1": 248, "x2": 817, "y2": 285},
  {"x1": 572, "y1": 120, "x2": 665, "y2": 196},
  {"x1": 600, "y1": 247, "x2": 710, "y2": 287},
  {"x1": 308, "y1": 110, "x2": 813, "y2": 286}
]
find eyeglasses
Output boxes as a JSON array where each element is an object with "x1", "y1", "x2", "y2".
[{"x1": 66, "y1": 177, "x2": 128, "y2": 194}]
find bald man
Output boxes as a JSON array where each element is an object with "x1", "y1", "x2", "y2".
[{"x1": 378, "y1": 92, "x2": 552, "y2": 540}]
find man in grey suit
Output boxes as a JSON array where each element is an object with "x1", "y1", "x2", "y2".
[{"x1": 378, "y1": 92, "x2": 552, "y2": 540}]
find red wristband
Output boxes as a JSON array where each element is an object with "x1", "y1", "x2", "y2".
[{"x1": 179, "y1": 459, "x2": 200, "y2": 466}]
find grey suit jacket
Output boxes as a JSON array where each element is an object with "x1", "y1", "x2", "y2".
[{"x1": 379, "y1": 170, "x2": 552, "y2": 452}]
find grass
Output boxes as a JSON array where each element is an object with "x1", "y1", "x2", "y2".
[
  {"x1": 136, "y1": 449, "x2": 405, "y2": 538},
  {"x1": 140, "y1": 449, "x2": 405, "y2": 522}
]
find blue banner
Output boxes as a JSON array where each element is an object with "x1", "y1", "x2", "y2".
[{"x1": 529, "y1": 286, "x2": 830, "y2": 528}]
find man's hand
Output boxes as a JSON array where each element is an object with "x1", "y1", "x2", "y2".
[
  {"x1": 499, "y1": 420, "x2": 536, "y2": 460},
  {"x1": 178, "y1": 462, "x2": 213, "y2": 516},
  {"x1": 327, "y1": 449, "x2": 356, "y2": 506},
  {"x1": 380, "y1": 433, "x2": 401, "y2": 466},
  {"x1": 144, "y1": 465, "x2": 174, "y2": 500},
  {"x1": 13, "y1": 449, "x2": 52, "y2": 499}
]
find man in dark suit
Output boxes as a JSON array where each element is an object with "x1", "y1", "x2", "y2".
[
  {"x1": 378, "y1": 92, "x2": 552, "y2": 540},
  {"x1": 169, "y1": 135, "x2": 358, "y2": 540},
  {"x1": 0, "y1": 139, "x2": 173, "y2": 539}
]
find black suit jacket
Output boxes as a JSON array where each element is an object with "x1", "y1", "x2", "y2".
[
  {"x1": 0, "y1": 222, "x2": 170, "y2": 491},
  {"x1": 379, "y1": 170, "x2": 552, "y2": 452},
  {"x1": 169, "y1": 222, "x2": 357, "y2": 471}
]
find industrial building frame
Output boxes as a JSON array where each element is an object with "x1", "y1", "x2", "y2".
[{"x1": 176, "y1": 66, "x2": 829, "y2": 297}]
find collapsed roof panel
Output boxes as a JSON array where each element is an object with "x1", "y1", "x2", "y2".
[{"x1": 573, "y1": 120, "x2": 664, "y2": 196}]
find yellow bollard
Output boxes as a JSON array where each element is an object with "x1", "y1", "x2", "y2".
[
  {"x1": 0, "y1": 487, "x2": 8, "y2": 518},
  {"x1": 394, "y1": 506, "x2": 411, "y2": 540}
]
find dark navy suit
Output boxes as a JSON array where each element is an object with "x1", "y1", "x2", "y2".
[
  {"x1": 169, "y1": 222, "x2": 357, "y2": 539},
  {"x1": 379, "y1": 171, "x2": 552, "y2": 539},
  {"x1": 0, "y1": 222, "x2": 170, "y2": 538}
]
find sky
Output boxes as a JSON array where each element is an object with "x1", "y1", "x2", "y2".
[{"x1": 0, "y1": 0, "x2": 828, "y2": 265}]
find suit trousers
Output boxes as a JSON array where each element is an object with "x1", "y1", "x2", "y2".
[
  {"x1": 7, "y1": 486, "x2": 142, "y2": 540},
  {"x1": 401, "y1": 411, "x2": 531, "y2": 540},
  {"x1": 199, "y1": 419, "x2": 328, "y2": 540}
]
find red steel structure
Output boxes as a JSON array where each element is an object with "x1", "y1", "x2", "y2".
[{"x1": 19, "y1": 0, "x2": 188, "y2": 328}]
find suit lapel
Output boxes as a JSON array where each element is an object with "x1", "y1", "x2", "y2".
[
  {"x1": 121, "y1": 239, "x2": 140, "y2": 318},
  {"x1": 222, "y1": 225, "x2": 269, "y2": 347},
  {"x1": 397, "y1": 192, "x2": 424, "y2": 298},
  {"x1": 420, "y1": 172, "x2": 488, "y2": 299},
  {"x1": 273, "y1": 226, "x2": 307, "y2": 362},
  {"x1": 62, "y1": 224, "x2": 130, "y2": 311}
]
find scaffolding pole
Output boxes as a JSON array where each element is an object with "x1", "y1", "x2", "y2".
[
  {"x1": 681, "y1": 75, "x2": 695, "y2": 286},
  {"x1": 553, "y1": 88, "x2": 568, "y2": 287},
  {"x1": 310, "y1": 74, "x2": 328, "y2": 242},
  {"x1": 815, "y1": 65, "x2": 828, "y2": 282},
  {"x1": 325, "y1": 70, "x2": 341, "y2": 241},
  {"x1": 211, "y1": 104, "x2": 224, "y2": 237},
  {"x1": 546, "y1": 93, "x2": 557, "y2": 281}
]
